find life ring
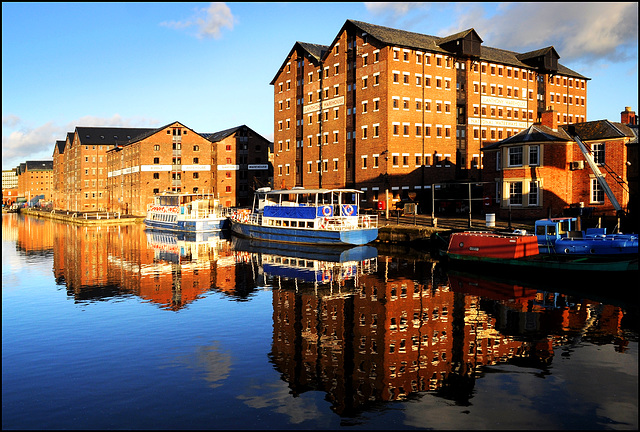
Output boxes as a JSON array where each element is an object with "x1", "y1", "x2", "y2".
[
  {"x1": 342, "y1": 204, "x2": 354, "y2": 216},
  {"x1": 322, "y1": 270, "x2": 331, "y2": 282},
  {"x1": 322, "y1": 205, "x2": 332, "y2": 217}
]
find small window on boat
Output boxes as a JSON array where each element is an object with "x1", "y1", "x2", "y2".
[
  {"x1": 307, "y1": 221, "x2": 314, "y2": 228},
  {"x1": 283, "y1": 221, "x2": 290, "y2": 227},
  {"x1": 290, "y1": 221, "x2": 297, "y2": 227},
  {"x1": 276, "y1": 220, "x2": 282, "y2": 226}
]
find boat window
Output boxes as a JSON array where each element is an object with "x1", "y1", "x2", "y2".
[
  {"x1": 559, "y1": 220, "x2": 571, "y2": 234},
  {"x1": 290, "y1": 221, "x2": 297, "y2": 227},
  {"x1": 276, "y1": 220, "x2": 282, "y2": 226},
  {"x1": 283, "y1": 220, "x2": 290, "y2": 227},
  {"x1": 536, "y1": 226, "x2": 545, "y2": 235},
  {"x1": 307, "y1": 221, "x2": 314, "y2": 228}
]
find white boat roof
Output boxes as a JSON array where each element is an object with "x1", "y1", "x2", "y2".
[{"x1": 262, "y1": 188, "x2": 363, "y2": 195}]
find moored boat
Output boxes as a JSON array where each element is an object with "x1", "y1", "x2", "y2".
[
  {"x1": 446, "y1": 231, "x2": 638, "y2": 279},
  {"x1": 144, "y1": 192, "x2": 230, "y2": 233},
  {"x1": 535, "y1": 217, "x2": 638, "y2": 257},
  {"x1": 230, "y1": 187, "x2": 378, "y2": 246}
]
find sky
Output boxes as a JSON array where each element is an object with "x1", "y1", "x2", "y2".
[{"x1": 2, "y1": 2, "x2": 638, "y2": 170}]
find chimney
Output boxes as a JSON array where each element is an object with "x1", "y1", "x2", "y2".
[
  {"x1": 621, "y1": 106, "x2": 636, "y2": 125},
  {"x1": 540, "y1": 109, "x2": 558, "y2": 131}
]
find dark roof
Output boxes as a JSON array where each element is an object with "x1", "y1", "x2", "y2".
[
  {"x1": 76, "y1": 126, "x2": 154, "y2": 146},
  {"x1": 25, "y1": 160, "x2": 53, "y2": 171},
  {"x1": 437, "y1": 28, "x2": 483, "y2": 46},
  {"x1": 483, "y1": 120, "x2": 636, "y2": 149},
  {"x1": 123, "y1": 121, "x2": 207, "y2": 146},
  {"x1": 202, "y1": 125, "x2": 272, "y2": 144},
  {"x1": 483, "y1": 124, "x2": 570, "y2": 149},
  {"x1": 340, "y1": 20, "x2": 587, "y2": 79},
  {"x1": 54, "y1": 140, "x2": 66, "y2": 155},
  {"x1": 270, "y1": 41, "x2": 329, "y2": 85},
  {"x1": 560, "y1": 120, "x2": 636, "y2": 141}
]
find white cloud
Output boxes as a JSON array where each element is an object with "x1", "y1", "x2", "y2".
[
  {"x1": 1, "y1": 114, "x2": 158, "y2": 170},
  {"x1": 161, "y1": 2, "x2": 235, "y2": 40},
  {"x1": 364, "y1": 2, "x2": 638, "y2": 64}
]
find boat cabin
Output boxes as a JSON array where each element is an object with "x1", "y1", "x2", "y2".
[
  {"x1": 249, "y1": 187, "x2": 368, "y2": 230},
  {"x1": 535, "y1": 217, "x2": 578, "y2": 245}
]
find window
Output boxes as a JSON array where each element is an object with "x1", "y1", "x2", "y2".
[
  {"x1": 591, "y1": 179, "x2": 604, "y2": 203},
  {"x1": 529, "y1": 145, "x2": 539, "y2": 166},
  {"x1": 592, "y1": 143, "x2": 605, "y2": 165},
  {"x1": 154, "y1": 157, "x2": 160, "y2": 164},
  {"x1": 508, "y1": 147, "x2": 523, "y2": 166},
  {"x1": 509, "y1": 182, "x2": 523, "y2": 205},
  {"x1": 154, "y1": 145, "x2": 160, "y2": 151},
  {"x1": 153, "y1": 173, "x2": 160, "y2": 179},
  {"x1": 529, "y1": 181, "x2": 539, "y2": 206}
]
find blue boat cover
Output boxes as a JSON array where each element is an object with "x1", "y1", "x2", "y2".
[{"x1": 264, "y1": 206, "x2": 323, "y2": 219}]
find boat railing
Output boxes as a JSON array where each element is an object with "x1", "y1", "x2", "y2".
[{"x1": 320, "y1": 215, "x2": 377, "y2": 230}]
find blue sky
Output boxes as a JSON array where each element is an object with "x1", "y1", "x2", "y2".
[{"x1": 2, "y1": 2, "x2": 638, "y2": 170}]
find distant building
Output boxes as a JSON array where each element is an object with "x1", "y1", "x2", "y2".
[
  {"x1": 2, "y1": 168, "x2": 19, "y2": 206},
  {"x1": 54, "y1": 126, "x2": 154, "y2": 212},
  {"x1": 202, "y1": 125, "x2": 273, "y2": 207},
  {"x1": 103, "y1": 122, "x2": 272, "y2": 215},
  {"x1": 16, "y1": 161, "x2": 54, "y2": 204}
]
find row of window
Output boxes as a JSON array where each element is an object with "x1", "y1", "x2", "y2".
[
  {"x1": 501, "y1": 179, "x2": 604, "y2": 206},
  {"x1": 265, "y1": 218, "x2": 315, "y2": 229},
  {"x1": 276, "y1": 153, "x2": 456, "y2": 176}
]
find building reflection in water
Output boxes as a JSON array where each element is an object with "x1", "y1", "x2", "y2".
[
  {"x1": 263, "y1": 252, "x2": 632, "y2": 416},
  {"x1": 41, "y1": 218, "x2": 238, "y2": 309},
  {"x1": 5, "y1": 214, "x2": 632, "y2": 417}
]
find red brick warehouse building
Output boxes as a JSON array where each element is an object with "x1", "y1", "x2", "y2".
[
  {"x1": 271, "y1": 19, "x2": 587, "y2": 210},
  {"x1": 106, "y1": 122, "x2": 272, "y2": 215}
]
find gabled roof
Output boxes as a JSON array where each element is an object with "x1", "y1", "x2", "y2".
[
  {"x1": 483, "y1": 124, "x2": 570, "y2": 149},
  {"x1": 53, "y1": 140, "x2": 66, "y2": 156},
  {"x1": 318, "y1": 19, "x2": 588, "y2": 80},
  {"x1": 123, "y1": 121, "x2": 205, "y2": 146},
  {"x1": 202, "y1": 125, "x2": 272, "y2": 144},
  {"x1": 516, "y1": 46, "x2": 559, "y2": 62},
  {"x1": 560, "y1": 120, "x2": 636, "y2": 141},
  {"x1": 483, "y1": 120, "x2": 637, "y2": 150},
  {"x1": 437, "y1": 28, "x2": 483, "y2": 46},
  {"x1": 75, "y1": 126, "x2": 154, "y2": 146},
  {"x1": 270, "y1": 41, "x2": 329, "y2": 85},
  {"x1": 24, "y1": 160, "x2": 53, "y2": 171}
]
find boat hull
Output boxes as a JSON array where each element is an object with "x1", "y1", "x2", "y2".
[
  {"x1": 445, "y1": 231, "x2": 638, "y2": 283},
  {"x1": 231, "y1": 220, "x2": 378, "y2": 246}
]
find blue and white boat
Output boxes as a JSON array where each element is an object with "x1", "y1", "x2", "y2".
[
  {"x1": 145, "y1": 192, "x2": 230, "y2": 233},
  {"x1": 230, "y1": 187, "x2": 378, "y2": 246},
  {"x1": 535, "y1": 217, "x2": 638, "y2": 257}
]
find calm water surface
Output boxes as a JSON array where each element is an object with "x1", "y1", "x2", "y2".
[{"x1": 2, "y1": 213, "x2": 638, "y2": 430}]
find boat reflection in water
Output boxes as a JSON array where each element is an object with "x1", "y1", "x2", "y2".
[
  {"x1": 231, "y1": 237, "x2": 378, "y2": 292},
  {"x1": 145, "y1": 229, "x2": 230, "y2": 265}
]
